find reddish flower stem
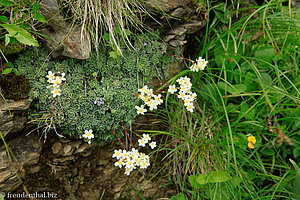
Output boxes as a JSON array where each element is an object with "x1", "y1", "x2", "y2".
[
  {"x1": 164, "y1": 51, "x2": 194, "y2": 63},
  {"x1": 122, "y1": 123, "x2": 134, "y2": 149},
  {"x1": 112, "y1": 129, "x2": 125, "y2": 149}
]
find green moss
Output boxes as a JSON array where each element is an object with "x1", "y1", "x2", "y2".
[
  {"x1": 0, "y1": 72, "x2": 31, "y2": 100},
  {"x1": 0, "y1": 41, "x2": 26, "y2": 55}
]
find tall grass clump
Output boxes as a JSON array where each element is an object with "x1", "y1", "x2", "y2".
[
  {"x1": 61, "y1": 0, "x2": 153, "y2": 52},
  {"x1": 147, "y1": 0, "x2": 300, "y2": 199}
]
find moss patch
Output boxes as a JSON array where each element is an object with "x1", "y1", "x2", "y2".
[{"x1": 0, "y1": 72, "x2": 31, "y2": 100}]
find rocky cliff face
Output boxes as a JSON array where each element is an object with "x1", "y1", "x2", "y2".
[
  {"x1": 0, "y1": 99, "x2": 30, "y2": 138},
  {"x1": 0, "y1": 99, "x2": 42, "y2": 192},
  {"x1": 144, "y1": 0, "x2": 207, "y2": 50}
]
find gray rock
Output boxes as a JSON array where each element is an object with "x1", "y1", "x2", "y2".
[
  {"x1": 0, "y1": 116, "x2": 27, "y2": 137},
  {"x1": 0, "y1": 133, "x2": 42, "y2": 192},
  {"x1": 0, "y1": 99, "x2": 30, "y2": 111},
  {"x1": 63, "y1": 145, "x2": 73, "y2": 156},
  {"x1": 69, "y1": 141, "x2": 82, "y2": 149},
  {"x1": 53, "y1": 156, "x2": 75, "y2": 165},
  {"x1": 145, "y1": 0, "x2": 189, "y2": 12},
  {"x1": 162, "y1": 19, "x2": 206, "y2": 49},
  {"x1": 59, "y1": 137, "x2": 70, "y2": 143},
  {"x1": 0, "y1": 99, "x2": 30, "y2": 138},
  {"x1": 75, "y1": 143, "x2": 89, "y2": 154},
  {"x1": 39, "y1": 0, "x2": 91, "y2": 59},
  {"x1": 0, "y1": 111, "x2": 13, "y2": 124},
  {"x1": 52, "y1": 142, "x2": 62, "y2": 154}
]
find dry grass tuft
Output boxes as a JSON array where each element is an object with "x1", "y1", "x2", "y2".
[{"x1": 65, "y1": 0, "x2": 154, "y2": 52}]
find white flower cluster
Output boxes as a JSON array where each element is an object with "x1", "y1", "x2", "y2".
[
  {"x1": 112, "y1": 148, "x2": 150, "y2": 176},
  {"x1": 46, "y1": 71, "x2": 66, "y2": 98},
  {"x1": 190, "y1": 57, "x2": 208, "y2": 72},
  {"x1": 80, "y1": 129, "x2": 94, "y2": 144},
  {"x1": 168, "y1": 76, "x2": 197, "y2": 112},
  {"x1": 135, "y1": 85, "x2": 163, "y2": 115},
  {"x1": 112, "y1": 134, "x2": 156, "y2": 176},
  {"x1": 138, "y1": 134, "x2": 156, "y2": 149}
]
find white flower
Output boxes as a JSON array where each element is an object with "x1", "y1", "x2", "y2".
[
  {"x1": 190, "y1": 92, "x2": 197, "y2": 99},
  {"x1": 131, "y1": 148, "x2": 139, "y2": 154},
  {"x1": 178, "y1": 91, "x2": 186, "y2": 100},
  {"x1": 130, "y1": 151, "x2": 139, "y2": 160},
  {"x1": 46, "y1": 71, "x2": 55, "y2": 81},
  {"x1": 177, "y1": 77, "x2": 185, "y2": 85},
  {"x1": 147, "y1": 88, "x2": 153, "y2": 96},
  {"x1": 182, "y1": 76, "x2": 190, "y2": 83},
  {"x1": 51, "y1": 87, "x2": 61, "y2": 98},
  {"x1": 84, "y1": 129, "x2": 94, "y2": 139},
  {"x1": 186, "y1": 104, "x2": 195, "y2": 112},
  {"x1": 183, "y1": 81, "x2": 192, "y2": 89},
  {"x1": 190, "y1": 63, "x2": 198, "y2": 72},
  {"x1": 142, "y1": 134, "x2": 151, "y2": 143},
  {"x1": 57, "y1": 72, "x2": 66, "y2": 81},
  {"x1": 140, "y1": 160, "x2": 150, "y2": 169},
  {"x1": 168, "y1": 85, "x2": 177, "y2": 94},
  {"x1": 138, "y1": 93, "x2": 145, "y2": 100},
  {"x1": 153, "y1": 94, "x2": 163, "y2": 105},
  {"x1": 183, "y1": 98, "x2": 192, "y2": 106},
  {"x1": 124, "y1": 167, "x2": 134, "y2": 176},
  {"x1": 126, "y1": 159, "x2": 134, "y2": 168},
  {"x1": 196, "y1": 57, "x2": 208, "y2": 70},
  {"x1": 135, "y1": 105, "x2": 147, "y2": 115},
  {"x1": 138, "y1": 85, "x2": 148, "y2": 94},
  {"x1": 139, "y1": 152, "x2": 149, "y2": 160},
  {"x1": 51, "y1": 76, "x2": 62, "y2": 87},
  {"x1": 146, "y1": 99, "x2": 156, "y2": 110},
  {"x1": 114, "y1": 160, "x2": 123, "y2": 168},
  {"x1": 130, "y1": 153, "x2": 139, "y2": 162},
  {"x1": 112, "y1": 149, "x2": 123, "y2": 159},
  {"x1": 149, "y1": 141, "x2": 156, "y2": 149},
  {"x1": 122, "y1": 150, "x2": 129, "y2": 159},
  {"x1": 138, "y1": 138, "x2": 147, "y2": 147},
  {"x1": 179, "y1": 86, "x2": 188, "y2": 93}
]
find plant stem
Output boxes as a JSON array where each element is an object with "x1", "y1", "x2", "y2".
[
  {"x1": 112, "y1": 129, "x2": 125, "y2": 149},
  {"x1": 122, "y1": 123, "x2": 134, "y2": 149}
]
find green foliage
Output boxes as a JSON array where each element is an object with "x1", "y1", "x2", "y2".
[
  {"x1": 0, "y1": 0, "x2": 46, "y2": 75},
  {"x1": 0, "y1": 40, "x2": 26, "y2": 55},
  {"x1": 187, "y1": 0, "x2": 300, "y2": 199},
  {"x1": 0, "y1": 72, "x2": 31, "y2": 100},
  {"x1": 150, "y1": 0, "x2": 300, "y2": 199},
  {"x1": 16, "y1": 33, "x2": 173, "y2": 142},
  {"x1": 1, "y1": 24, "x2": 38, "y2": 46},
  {"x1": 170, "y1": 193, "x2": 186, "y2": 200}
]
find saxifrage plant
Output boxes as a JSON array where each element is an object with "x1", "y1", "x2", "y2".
[{"x1": 16, "y1": 32, "x2": 175, "y2": 143}]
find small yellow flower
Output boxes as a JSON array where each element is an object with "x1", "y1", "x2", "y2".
[
  {"x1": 247, "y1": 136, "x2": 256, "y2": 144},
  {"x1": 247, "y1": 135, "x2": 256, "y2": 149}
]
